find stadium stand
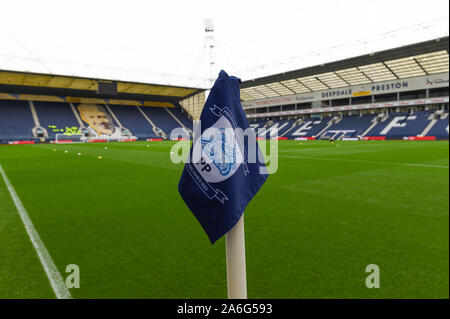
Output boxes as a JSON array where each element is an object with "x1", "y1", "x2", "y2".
[
  {"x1": 365, "y1": 112, "x2": 408, "y2": 137},
  {"x1": 77, "y1": 104, "x2": 117, "y2": 136},
  {"x1": 272, "y1": 120, "x2": 296, "y2": 136},
  {"x1": 256, "y1": 120, "x2": 295, "y2": 138},
  {"x1": 386, "y1": 110, "x2": 434, "y2": 138},
  {"x1": 426, "y1": 113, "x2": 449, "y2": 139},
  {"x1": 0, "y1": 100, "x2": 34, "y2": 141},
  {"x1": 108, "y1": 105, "x2": 158, "y2": 139},
  {"x1": 34, "y1": 102, "x2": 79, "y2": 137},
  {"x1": 0, "y1": 38, "x2": 448, "y2": 143},
  {"x1": 248, "y1": 111, "x2": 449, "y2": 140},
  {"x1": 239, "y1": 37, "x2": 449, "y2": 141},
  {"x1": 140, "y1": 107, "x2": 182, "y2": 136},
  {"x1": 249, "y1": 120, "x2": 266, "y2": 131},
  {"x1": 287, "y1": 117, "x2": 332, "y2": 138},
  {"x1": 366, "y1": 111, "x2": 437, "y2": 138},
  {"x1": 323, "y1": 114, "x2": 376, "y2": 138},
  {"x1": 168, "y1": 107, "x2": 193, "y2": 130},
  {"x1": 1, "y1": 98, "x2": 448, "y2": 142},
  {"x1": 0, "y1": 98, "x2": 193, "y2": 141}
]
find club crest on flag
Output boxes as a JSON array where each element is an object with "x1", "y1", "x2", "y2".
[
  {"x1": 178, "y1": 70, "x2": 268, "y2": 244},
  {"x1": 194, "y1": 105, "x2": 247, "y2": 183},
  {"x1": 187, "y1": 104, "x2": 248, "y2": 204}
]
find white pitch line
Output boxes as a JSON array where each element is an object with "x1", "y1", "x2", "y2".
[
  {"x1": 404, "y1": 163, "x2": 449, "y2": 169},
  {"x1": 280, "y1": 155, "x2": 449, "y2": 169},
  {"x1": 0, "y1": 164, "x2": 71, "y2": 299}
]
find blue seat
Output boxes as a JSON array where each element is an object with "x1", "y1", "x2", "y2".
[
  {"x1": 108, "y1": 105, "x2": 158, "y2": 139},
  {"x1": 141, "y1": 107, "x2": 183, "y2": 136},
  {"x1": 427, "y1": 114, "x2": 449, "y2": 139},
  {"x1": 0, "y1": 100, "x2": 34, "y2": 141},
  {"x1": 34, "y1": 102, "x2": 79, "y2": 137}
]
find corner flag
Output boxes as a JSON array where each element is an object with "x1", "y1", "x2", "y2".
[{"x1": 178, "y1": 70, "x2": 268, "y2": 244}]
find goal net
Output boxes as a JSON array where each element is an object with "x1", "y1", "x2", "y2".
[{"x1": 55, "y1": 134, "x2": 85, "y2": 143}]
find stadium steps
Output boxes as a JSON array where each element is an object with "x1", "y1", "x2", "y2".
[
  {"x1": 136, "y1": 106, "x2": 162, "y2": 137},
  {"x1": 421, "y1": 111, "x2": 448, "y2": 137},
  {"x1": 69, "y1": 102, "x2": 97, "y2": 137},
  {"x1": 266, "y1": 121, "x2": 292, "y2": 137},
  {"x1": 104, "y1": 104, "x2": 134, "y2": 138},
  {"x1": 281, "y1": 119, "x2": 303, "y2": 137},
  {"x1": 29, "y1": 101, "x2": 49, "y2": 138},
  {"x1": 104, "y1": 104, "x2": 123, "y2": 127},
  {"x1": 419, "y1": 112, "x2": 439, "y2": 136},
  {"x1": 165, "y1": 108, "x2": 190, "y2": 134},
  {"x1": 315, "y1": 117, "x2": 340, "y2": 138},
  {"x1": 253, "y1": 120, "x2": 273, "y2": 137},
  {"x1": 69, "y1": 103, "x2": 86, "y2": 128},
  {"x1": 362, "y1": 115, "x2": 382, "y2": 137},
  {"x1": 362, "y1": 113, "x2": 389, "y2": 137},
  {"x1": 336, "y1": 132, "x2": 347, "y2": 140},
  {"x1": 139, "y1": 107, "x2": 180, "y2": 138},
  {"x1": 426, "y1": 112, "x2": 449, "y2": 138},
  {"x1": 169, "y1": 107, "x2": 193, "y2": 130},
  {"x1": 262, "y1": 120, "x2": 274, "y2": 129}
]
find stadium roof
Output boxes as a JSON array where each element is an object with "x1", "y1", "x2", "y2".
[
  {"x1": 240, "y1": 37, "x2": 449, "y2": 101},
  {"x1": 0, "y1": 69, "x2": 203, "y2": 104}
]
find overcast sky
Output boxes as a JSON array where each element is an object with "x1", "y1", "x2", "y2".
[{"x1": 0, "y1": 0, "x2": 448, "y2": 87}]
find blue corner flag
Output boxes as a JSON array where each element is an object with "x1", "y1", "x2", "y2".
[{"x1": 178, "y1": 70, "x2": 268, "y2": 244}]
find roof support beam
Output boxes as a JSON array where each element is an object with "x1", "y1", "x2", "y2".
[
  {"x1": 381, "y1": 62, "x2": 399, "y2": 79},
  {"x1": 314, "y1": 77, "x2": 330, "y2": 89},
  {"x1": 413, "y1": 57, "x2": 429, "y2": 75},
  {"x1": 277, "y1": 82, "x2": 296, "y2": 94},
  {"x1": 296, "y1": 80, "x2": 313, "y2": 92},
  {"x1": 356, "y1": 66, "x2": 373, "y2": 83},
  {"x1": 333, "y1": 72, "x2": 351, "y2": 86}
]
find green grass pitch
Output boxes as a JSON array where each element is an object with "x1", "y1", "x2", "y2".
[{"x1": 0, "y1": 140, "x2": 448, "y2": 298}]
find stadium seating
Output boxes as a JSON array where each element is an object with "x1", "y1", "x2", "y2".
[
  {"x1": 319, "y1": 130, "x2": 334, "y2": 139},
  {"x1": 273, "y1": 120, "x2": 296, "y2": 136},
  {"x1": 1, "y1": 98, "x2": 447, "y2": 142},
  {"x1": 108, "y1": 105, "x2": 158, "y2": 139},
  {"x1": 169, "y1": 107, "x2": 193, "y2": 130},
  {"x1": 426, "y1": 113, "x2": 449, "y2": 139},
  {"x1": 256, "y1": 120, "x2": 295, "y2": 138},
  {"x1": 77, "y1": 103, "x2": 117, "y2": 136},
  {"x1": 366, "y1": 111, "x2": 434, "y2": 138},
  {"x1": 140, "y1": 107, "x2": 183, "y2": 136},
  {"x1": 249, "y1": 120, "x2": 266, "y2": 132},
  {"x1": 286, "y1": 117, "x2": 331, "y2": 138},
  {"x1": 0, "y1": 100, "x2": 34, "y2": 141},
  {"x1": 249, "y1": 117, "x2": 336, "y2": 138},
  {"x1": 322, "y1": 114, "x2": 376, "y2": 138},
  {"x1": 34, "y1": 102, "x2": 79, "y2": 137},
  {"x1": 247, "y1": 112, "x2": 448, "y2": 140},
  {"x1": 386, "y1": 111, "x2": 434, "y2": 138}
]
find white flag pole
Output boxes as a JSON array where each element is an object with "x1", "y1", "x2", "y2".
[{"x1": 225, "y1": 214, "x2": 247, "y2": 299}]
